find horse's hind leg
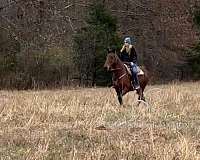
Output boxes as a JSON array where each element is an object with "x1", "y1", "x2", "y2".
[
  {"x1": 139, "y1": 90, "x2": 145, "y2": 101},
  {"x1": 136, "y1": 88, "x2": 142, "y2": 100},
  {"x1": 141, "y1": 86, "x2": 146, "y2": 102},
  {"x1": 136, "y1": 88, "x2": 143, "y2": 106},
  {"x1": 141, "y1": 92, "x2": 145, "y2": 101}
]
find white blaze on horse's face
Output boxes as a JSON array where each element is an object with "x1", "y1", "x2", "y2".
[{"x1": 104, "y1": 53, "x2": 116, "y2": 71}]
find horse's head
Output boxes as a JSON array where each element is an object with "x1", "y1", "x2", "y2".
[{"x1": 104, "y1": 48, "x2": 118, "y2": 71}]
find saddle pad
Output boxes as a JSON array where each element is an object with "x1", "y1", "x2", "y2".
[{"x1": 124, "y1": 64, "x2": 144, "y2": 75}]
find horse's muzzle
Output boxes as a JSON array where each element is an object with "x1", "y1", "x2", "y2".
[{"x1": 104, "y1": 65, "x2": 110, "y2": 71}]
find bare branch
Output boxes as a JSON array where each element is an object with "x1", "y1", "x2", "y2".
[
  {"x1": 110, "y1": 9, "x2": 146, "y2": 16},
  {"x1": 65, "y1": 16, "x2": 75, "y2": 32},
  {"x1": 65, "y1": 4, "x2": 73, "y2": 9},
  {"x1": 128, "y1": 0, "x2": 155, "y2": 12},
  {"x1": 0, "y1": 0, "x2": 25, "y2": 11}
]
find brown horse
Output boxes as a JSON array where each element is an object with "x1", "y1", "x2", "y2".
[{"x1": 104, "y1": 48, "x2": 149, "y2": 106}]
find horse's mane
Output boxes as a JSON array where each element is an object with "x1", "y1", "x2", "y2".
[
  {"x1": 114, "y1": 52, "x2": 124, "y2": 66},
  {"x1": 107, "y1": 47, "x2": 125, "y2": 67}
]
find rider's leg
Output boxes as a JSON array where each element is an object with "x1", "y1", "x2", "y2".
[{"x1": 130, "y1": 62, "x2": 140, "y2": 89}]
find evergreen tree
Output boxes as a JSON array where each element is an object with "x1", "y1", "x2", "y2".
[
  {"x1": 73, "y1": 2, "x2": 121, "y2": 86},
  {"x1": 188, "y1": 9, "x2": 200, "y2": 78}
]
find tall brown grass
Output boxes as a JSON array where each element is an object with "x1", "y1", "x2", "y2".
[{"x1": 0, "y1": 82, "x2": 200, "y2": 159}]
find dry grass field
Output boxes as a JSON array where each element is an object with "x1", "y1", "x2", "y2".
[{"x1": 0, "y1": 82, "x2": 200, "y2": 160}]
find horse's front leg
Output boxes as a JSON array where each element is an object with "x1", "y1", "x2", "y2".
[
  {"x1": 116, "y1": 87, "x2": 129, "y2": 106},
  {"x1": 116, "y1": 89, "x2": 123, "y2": 105}
]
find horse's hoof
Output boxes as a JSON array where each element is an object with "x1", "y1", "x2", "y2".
[{"x1": 137, "y1": 100, "x2": 149, "y2": 107}]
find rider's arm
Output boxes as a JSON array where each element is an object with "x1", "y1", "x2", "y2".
[
  {"x1": 119, "y1": 48, "x2": 126, "y2": 62},
  {"x1": 120, "y1": 45, "x2": 126, "y2": 53},
  {"x1": 130, "y1": 46, "x2": 138, "y2": 64}
]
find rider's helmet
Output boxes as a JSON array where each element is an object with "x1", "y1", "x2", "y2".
[{"x1": 124, "y1": 37, "x2": 132, "y2": 44}]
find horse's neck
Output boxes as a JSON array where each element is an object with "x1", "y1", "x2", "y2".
[
  {"x1": 113, "y1": 58, "x2": 126, "y2": 78},
  {"x1": 116, "y1": 58, "x2": 126, "y2": 70}
]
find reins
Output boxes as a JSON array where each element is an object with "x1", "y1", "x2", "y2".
[
  {"x1": 110, "y1": 66, "x2": 127, "y2": 81},
  {"x1": 110, "y1": 68, "x2": 121, "y2": 71}
]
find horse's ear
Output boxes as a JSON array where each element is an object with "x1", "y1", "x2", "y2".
[
  {"x1": 107, "y1": 47, "x2": 116, "y2": 53},
  {"x1": 107, "y1": 48, "x2": 110, "y2": 53}
]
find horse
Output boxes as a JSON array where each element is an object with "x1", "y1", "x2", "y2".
[{"x1": 103, "y1": 48, "x2": 149, "y2": 106}]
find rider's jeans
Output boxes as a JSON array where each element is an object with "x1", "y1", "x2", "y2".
[{"x1": 130, "y1": 62, "x2": 140, "y2": 88}]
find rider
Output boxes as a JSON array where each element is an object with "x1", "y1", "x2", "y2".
[{"x1": 120, "y1": 37, "x2": 140, "y2": 90}]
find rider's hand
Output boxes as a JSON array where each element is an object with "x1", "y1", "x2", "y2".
[{"x1": 120, "y1": 45, "x2": 126, "y2": 52}]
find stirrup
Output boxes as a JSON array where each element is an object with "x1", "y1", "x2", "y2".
[
  {"x1": 135, "y1": 86, "x2": 140, "y2": 90},
  {"x1": 131, "y1": 81, "x2": 140, "y2": 90}
]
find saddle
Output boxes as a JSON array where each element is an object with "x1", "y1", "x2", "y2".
[{"x1": 124, "y1": 64, "x2": 144, "y2": 76}]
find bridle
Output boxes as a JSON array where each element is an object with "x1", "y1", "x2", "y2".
[
  {"x1": 106, "y1": 52, "x2": 127, "y2": 81},
  {"x1": 110, "y1": 68, "x2": 121, "y2": 71}
]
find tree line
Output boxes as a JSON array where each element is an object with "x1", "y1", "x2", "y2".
[{"x1": 0, "y1": 0, "x2": 199, "y2": 89}]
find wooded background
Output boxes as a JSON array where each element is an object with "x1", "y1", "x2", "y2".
[{"x1": 0, "y1": 0, "x2": 200, "y2": 89}]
